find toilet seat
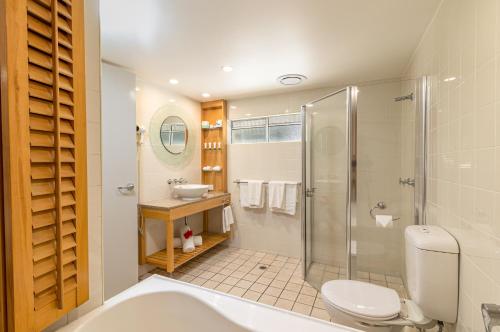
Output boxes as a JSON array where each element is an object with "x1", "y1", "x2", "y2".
[{"x1": 321, "y1": 280, "x2": 401, "y2": 321}]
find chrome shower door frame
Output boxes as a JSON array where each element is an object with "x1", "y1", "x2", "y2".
[{"x1": 301, "y1": 86, "x2": 358, "y2": 280}]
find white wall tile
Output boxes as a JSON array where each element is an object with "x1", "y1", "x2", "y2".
[{"x1": 407, "y1": 0, "x2": 500, "y2": 329}]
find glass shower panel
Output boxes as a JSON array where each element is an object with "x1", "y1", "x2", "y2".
[
  {"x1": 303, "y1": 89, "x2": 351, "y2": 289},
  {"x1": 350, "y1": 80, "x2": 416, "y2": 285}
]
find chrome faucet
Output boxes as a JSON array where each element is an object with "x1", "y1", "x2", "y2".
[{"x1": 167, "y1": 178, "x2": 188, "y2": 185}]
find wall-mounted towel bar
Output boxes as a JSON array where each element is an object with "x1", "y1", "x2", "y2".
[{"x1": 233, "y1": 179, "x2": 301, "y2": 185}]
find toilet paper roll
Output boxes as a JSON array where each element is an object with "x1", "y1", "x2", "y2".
[{"x1": 375, "y1": 215, "x2": 393, "y2": 228}]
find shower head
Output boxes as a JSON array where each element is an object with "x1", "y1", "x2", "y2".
[{"x1": 394, "y1": 93, "x2": 413, "y2": 102}]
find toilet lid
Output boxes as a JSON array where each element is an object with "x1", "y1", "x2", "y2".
[{"x1": 321, "y1": 280, "x2": 401, "y2": 320}]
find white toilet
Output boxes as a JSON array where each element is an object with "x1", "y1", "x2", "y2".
[{"x1": 321, "y1": 225, "x2": 459, "y2": 332}]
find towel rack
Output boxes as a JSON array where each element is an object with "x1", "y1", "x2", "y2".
[{"x1": 233, "y1": 179, "x2": 301, "y2": 185}]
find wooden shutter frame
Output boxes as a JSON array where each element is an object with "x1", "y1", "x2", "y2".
[{"x1": 0, "y1": 0, "x2": 88, "y2": 330}]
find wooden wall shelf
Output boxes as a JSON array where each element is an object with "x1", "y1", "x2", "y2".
[{"x1": 200, "y1": 100, "x2": 227, "y2": 192}]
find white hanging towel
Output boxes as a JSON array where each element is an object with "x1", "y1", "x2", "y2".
[
  {"x1": 239, "y1": 182, "x2": 249, "y2": 207},
  {"x1": 222, "y1": 205, "x2": 235, "y2": 233},
  {"x1": 270, "y1": 182, "x2": 298, "y2": 215},
  {"x1": 240, "y1": 180, "x2": 264, "y2": 208},
  {"x1": 268, "y1": 181, "x2": 286, "y2": 209}
]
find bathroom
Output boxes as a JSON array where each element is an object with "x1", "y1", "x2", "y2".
[{"x1": 0, "y1": 0, "x2": 499, "y2": 331}]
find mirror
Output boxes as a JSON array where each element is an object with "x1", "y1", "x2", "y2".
[{"x1": 160, "y1": 116, "x2": 188, "y2": 154}]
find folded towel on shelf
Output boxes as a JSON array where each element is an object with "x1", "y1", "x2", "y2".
[
  {"x1": 270, "y1": 182, "x2": 298, "y2": 216},
  {"x1": 268, "y1": 181, "x2": 286, "y2": 209},
  {"x1": 239, "y1": 180, "x2": 264, "y2": 208},
  {"x1": 222, "y1": 205, "x2": 235, "y2": 233},
  {"x1": 174, "y1": 236, "x2": 202, "y2": 248},
  {"x1": 180, "y1": 224, "x2": 195, "y2": 253}
]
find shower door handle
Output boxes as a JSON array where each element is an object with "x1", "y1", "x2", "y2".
[{"x1": 305, "y1": 187, "x2": 316, "y2": 197}]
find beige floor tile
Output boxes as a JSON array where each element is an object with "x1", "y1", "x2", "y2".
[
  {"x1": 191, "y1": 277, "x2": 208, "y2": 286},
  {"x1": 243, "y1": 290, "x2": 262, "y2": 301},
  {"x1": 296, "y1": 293, "x2": 315, "y2": 306},
  {"x1": 229, "y1": 286, "x2": 246, "y2": 297},
  {"x1": 211, "y1": 273, "x2": 227, "y2": 282},
  {"x1": 314, "y1": 296, "x2": 326, "y2": 309},
  {"x1": 257, "y1": 276, "x2": 273, "y2": 285},
  {"x1": 231, "y1": 271, "x2": 246, "y2": 279},
  {"x1": 310, "y1": 307, "x2": 331, "y2": 321},
  {"x1": 280, "y1": 290, "x2": 299, "y2": 301},
  {"x1": 275, "y1": 273, "x2": 292, "y2": 282},
  {"x1": 274, "y1": 298, "x2": 294, "y2": 310},
  {"x1": 178, "y1": 274, "x2": 195, "y2": 282},
  {"x1": 207, "y1": 266, "x2": 223, "y2": 273},
  {"x1": 258, "y1": 294, "x2": 278, "y2": 306},
  {"x1": 250, "y1": 282, "x2": 268, "y2": 293},
  {"x1": 285, "y1": 282, "x2": 302, "y2": 292},
  {"x1": 262, "y1": 271, "x2": 278, "y2": 279},
  {"x1": 223, "y1": 276, "x2": 240, "y2": 286},
  {"x1": 235, "y1": 279, "x2": 253, "y2": 289},
  {"x1": 292, "y1": 302, "x2": 312, "y2": 315},
  {"x1": 270, "y1": 279, "x2": 287, "y2": 288},
  {"x1": 369, "y1": 272, "x2": 386, "y2": 281},
  {"x1": 288, "y1": 276, "x2": 304, "y2": 285},
  {"x1": 300, "y1": 285, "x2": 317, "y2": 297},
  {"x1": 242, "y1": 273, "x2": 259, "y2": 282},
  {"x1": 264, "y1": 286, "x2": 283, "y2": 297},
  {"x1": 203, "y1": 280, "x2": 220, "y2": 289},
  {"x1": 386, "y1": 276, "x2": 404, "y2": 284},
  {"x1": 215, "y1": 283, "x2": 232, "y2": 293}
]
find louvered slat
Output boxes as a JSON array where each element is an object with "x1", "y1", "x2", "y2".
[
  {"x1": 29, "y1": 64, "x2": 53, "y2": 85},
  {"x1": 29, "y1": 47, "x2": 53, "y2": 70},
  {"x1": 30, "y1": 114, "x2": 54, "y2": 132},
  {"x1": 31, "y1": 164, "x2": 55, "y2": 180},
  {"x1": 28, "y1": 31, "x2": 52, "y2": 54},
  {"x1": 33, "y1": 256, "x2": 57, "y2": 278},
  {"x1": 32, "y1": 180, "x2": 56, "y2": 196},
  {"x1": 33, "y1": 210, "x2": 56, "y2": 229},
  {"x1": 31, "y1": 195, "x2": 56, "y2": 213},
  {"x1": 27, "y1": 0, "x2": 52, "y2": 23},
  {"x1": 29, "y1": 81, "x2": 53, "y2": 101},
  {"x1": 31, "y1": 131, "x2": 55, "y2": 147},
  {"x1": 31, "y1": 148, "x2": 55, "y2": 163},
  {"x1": 30, "y1": 97, "x2": 54, "y2": 116},
  {"x1": 27, "y1": 14, "x2": 52, "y2": 38},
  {"x1": 33, "y1": 227, "x2": 56, "y2": 246}
]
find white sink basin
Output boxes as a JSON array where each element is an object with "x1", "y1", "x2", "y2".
[{"x1": 174, "y1": 184, "x2": 209, "y2": 200}]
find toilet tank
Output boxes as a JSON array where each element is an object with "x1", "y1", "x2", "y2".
[{"x1": 405, "y1": 225, "x2": 459, "y2": 323}]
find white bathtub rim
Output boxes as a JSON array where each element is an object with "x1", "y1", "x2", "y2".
[{"x1": 59, "y1": 274, "x2": 359, "y2": 332}]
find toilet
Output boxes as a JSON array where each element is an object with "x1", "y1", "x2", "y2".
[{"x1": 321, "y1": 225, "x2": 459, "y2": 332}]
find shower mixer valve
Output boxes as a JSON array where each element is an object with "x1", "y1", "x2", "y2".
[{"x1": 399, "y1": 177, "x2": 415, "y2": 187}]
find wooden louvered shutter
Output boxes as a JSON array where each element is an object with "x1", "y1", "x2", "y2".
[{"x1": 0, "y1": 0, "x2": 88, "y2": 330}]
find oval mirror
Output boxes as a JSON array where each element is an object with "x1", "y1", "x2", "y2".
[{"x1": 160, "y1": 116, "x2": 188, "y2": 154}]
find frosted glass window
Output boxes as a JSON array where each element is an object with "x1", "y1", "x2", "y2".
[
  {"x1": 231, "y1": 127, "x2": 267, "y2": 143},
  {"x1": 269, "y1": 124, "x2": 301, "y2": 142},
  {"x1": 231, "y1": 113, "x2": 301, "y2": 144}
]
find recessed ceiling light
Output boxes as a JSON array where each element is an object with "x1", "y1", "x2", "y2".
[
  {"x1": 277, "y1": 74, "x2": 307, "y2": 86},
  {"x1": 135, "y1": 87, "x2": 140, "y2": 91},
  {"x1": 245, "y1": 113, "x2": 252, "y2": 117},
  {"x1": 285, "y1": 109, "x2": 289, "y2": 113},
  {"x1": 222, "y1": 66, "x2": 233, "y2": 72},
  {"x1": 230, "y1": 105, "x2": 237, "y2": 109},
  {"x1": 201, "y1": 92, "x2": 211, "y2": 98},
  {"x1": 306, "y1": 103, "x2": 314, "y2": 108},
  {"x1": 169, "y1": 79, "x2": 179, "y2": 85},
  {"x1": 443, "y1": 77, "x2": 456, "y2": 82},
  {"x1": 169, "y1": 99, "x2": 176, "y2": 103}
]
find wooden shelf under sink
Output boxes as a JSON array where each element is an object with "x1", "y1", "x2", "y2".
[{"x1": 145, "y1": 232, "x2": 230, "y2": 270}]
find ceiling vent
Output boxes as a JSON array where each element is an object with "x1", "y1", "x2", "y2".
[{"x1": 277, "y1": 74, "x2": 307, "y2": 86}]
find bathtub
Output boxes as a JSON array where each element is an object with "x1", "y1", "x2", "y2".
[{"x1": 58, "y1": 275, "x2": 358, "y2": 332}]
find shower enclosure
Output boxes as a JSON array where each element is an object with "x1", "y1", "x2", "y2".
[{"x1": 302, "y1": 78, "x2": 429, "y2": 291}]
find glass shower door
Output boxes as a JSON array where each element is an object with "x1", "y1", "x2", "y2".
[{"x1": 302, "y1": 87, "x2": 357, "y2": 289}]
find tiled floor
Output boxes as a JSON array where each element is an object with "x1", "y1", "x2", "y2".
[{"x1": 140, "y1": 246, "x2": 407, "y2": 323}]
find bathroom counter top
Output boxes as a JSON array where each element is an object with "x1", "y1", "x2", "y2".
[{"x1": 139, "y1": 192, "x2": 230, "y2": 211}]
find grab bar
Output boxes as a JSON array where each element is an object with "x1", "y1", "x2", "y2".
[{"x1": 233, "y1": 179, "x2": 301, "y2": 185}]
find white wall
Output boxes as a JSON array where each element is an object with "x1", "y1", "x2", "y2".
[
  {"x1": 406, "y1": 0, "x2": 500, "y2": 330},
  {"x1": 136, "y1": 80, "x2": 202, "y2": 275}
]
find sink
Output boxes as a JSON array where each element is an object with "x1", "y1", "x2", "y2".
[{"x1": 173, "y1": 184, "x2": 210, "y2": 200}]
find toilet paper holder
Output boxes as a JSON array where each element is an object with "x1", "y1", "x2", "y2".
[{"x1": 369, "y1": 201, "x2": 400, "y2": 221}]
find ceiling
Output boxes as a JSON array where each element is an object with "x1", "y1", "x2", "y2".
[{"x1": 100, "y1": 0, "x2": 440, "y2": 101}]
